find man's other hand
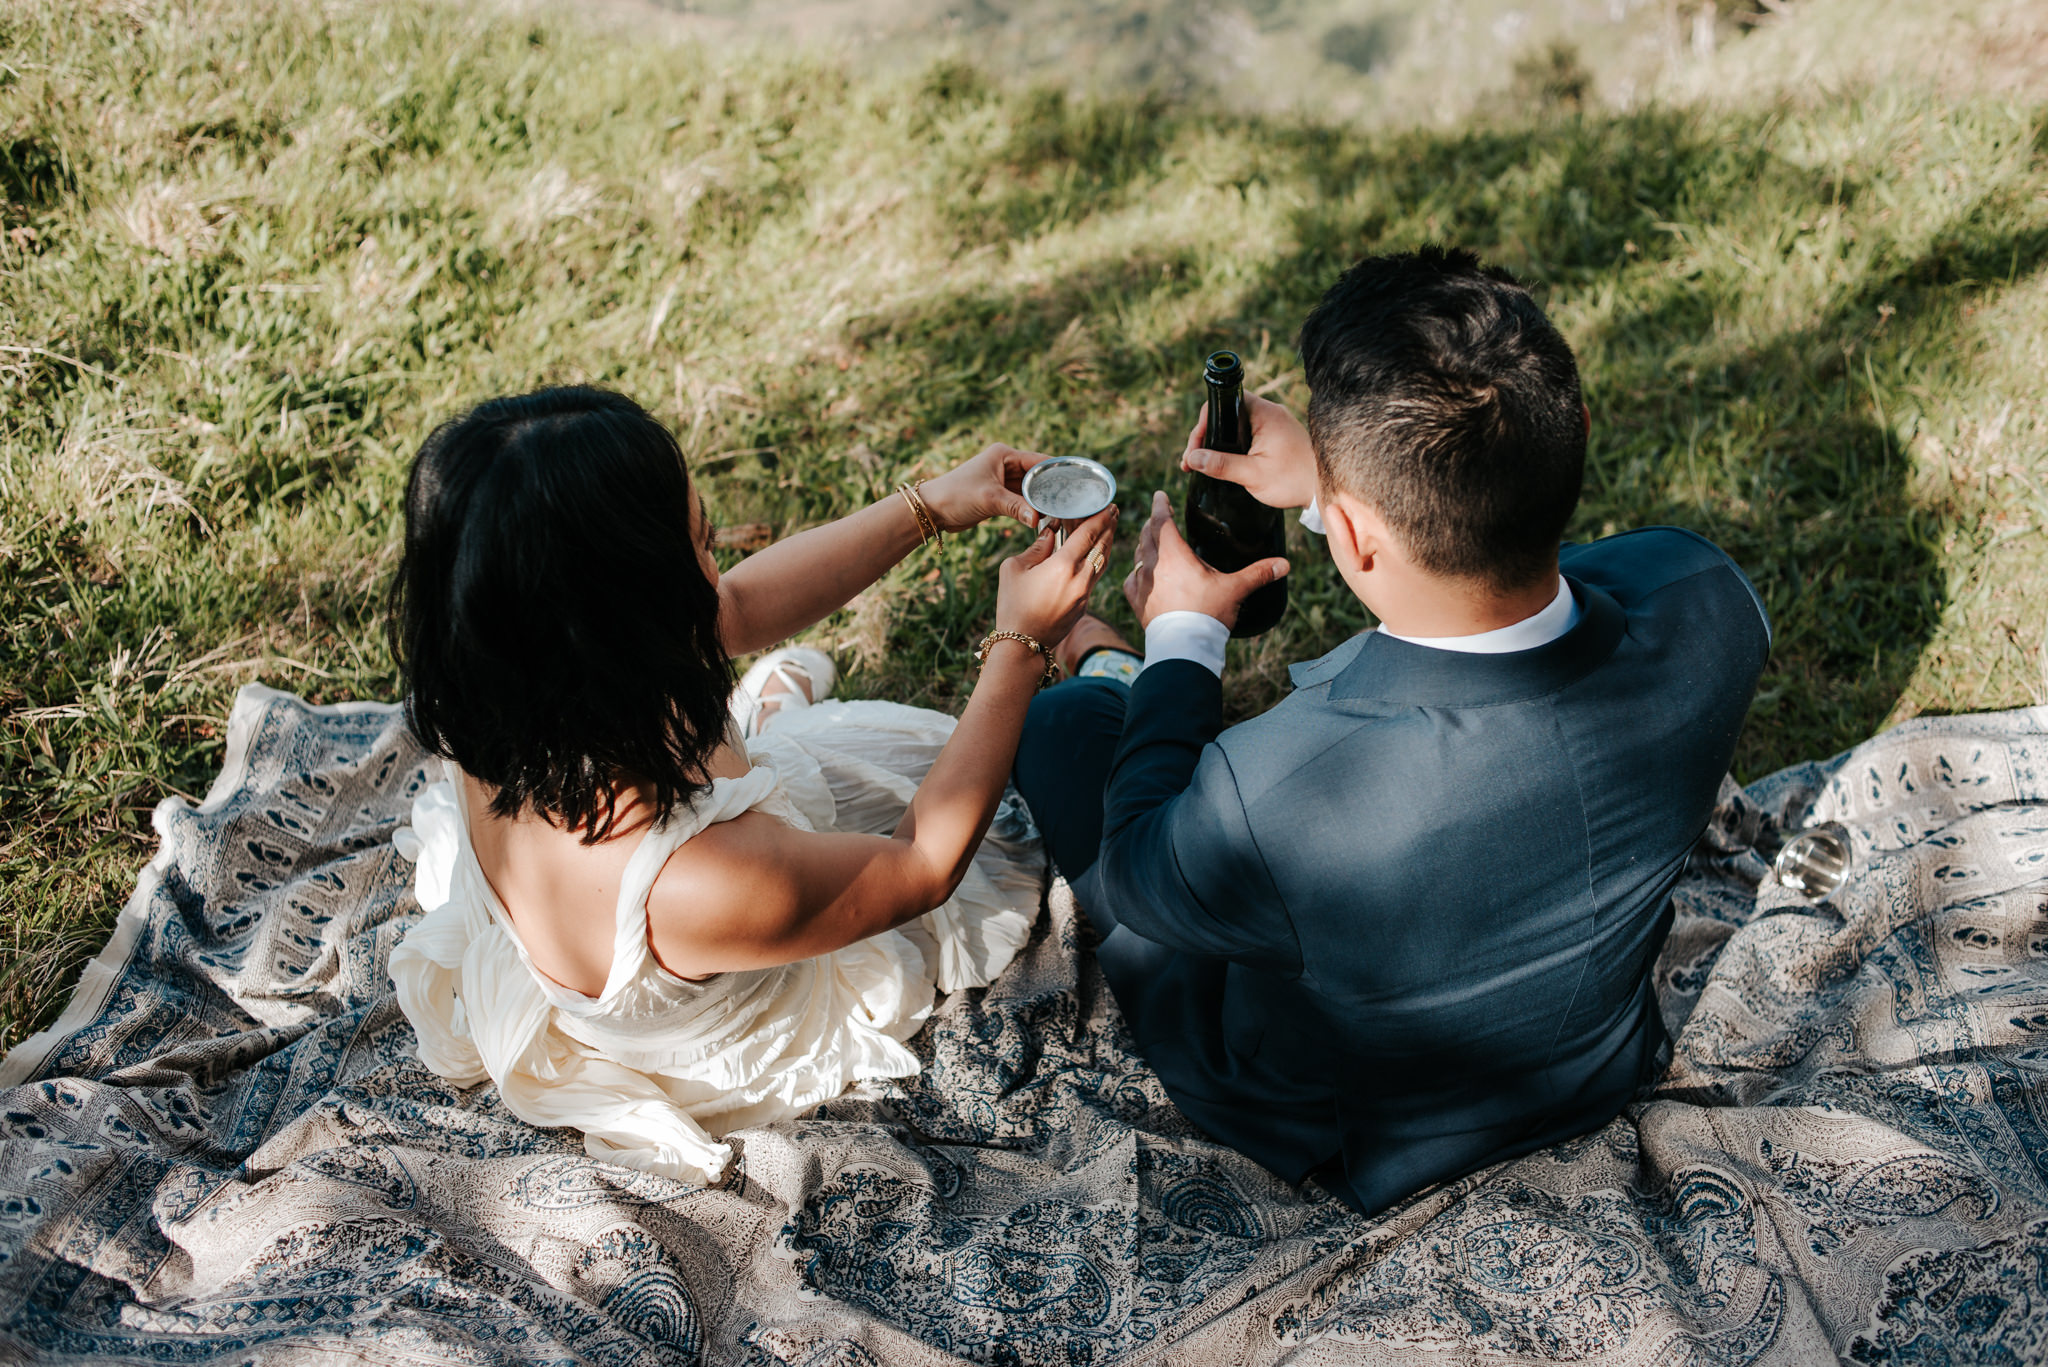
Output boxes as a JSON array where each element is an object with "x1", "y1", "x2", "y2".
[
  {"x1": 1124, "y1": 491, "x2": 1290, "y2": 631},
  {"x1": 1180, "y1": 394, "x2": 1318, "y2": 510}
]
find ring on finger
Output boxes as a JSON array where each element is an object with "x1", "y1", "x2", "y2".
[{"x1": 1086, "y1": 548, "x2": 1106, "y2": 576}]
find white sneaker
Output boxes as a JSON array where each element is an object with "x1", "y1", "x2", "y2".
[{"x1": 732, "y1": 646, "x2": 837, "y2": 739}]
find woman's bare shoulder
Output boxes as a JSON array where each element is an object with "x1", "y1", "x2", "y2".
[
  {"x1": 644, "y1": 811, "x2": 809, "y2": 974},
  {"x1": 646, "y1": 813, "x2": 910, "y2": 977}
]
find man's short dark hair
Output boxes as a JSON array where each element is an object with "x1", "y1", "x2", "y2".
[
  {"x1": 1297, "y1": 246, "x2": 1585, "y2": 592},
  {"x1": 388, "y1": 386, "x2": 733, "y2": 842}
]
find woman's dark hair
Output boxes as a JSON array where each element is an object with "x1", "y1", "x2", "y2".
[
  {"x1": 1298, "y1": 246, "x2": 1585, "y2": 592},
  {"x1": 388, "y1": 385, "x2": 733, "y2": 842}
]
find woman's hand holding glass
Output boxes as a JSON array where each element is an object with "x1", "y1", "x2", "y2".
[
  {"x1": 919, "y1": 443, "x2": 1051, "y2": 532},
  {"x1": 714, "y1": 442, "x2": 1055, "y2": 656},
  {"x1": 995, "y1": 505, "x2": 1117, "y2": 649}
]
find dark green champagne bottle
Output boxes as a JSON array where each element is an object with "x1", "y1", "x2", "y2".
[{"x1": 1187, "y1": 350, "x2": 1288, "y2": 638}]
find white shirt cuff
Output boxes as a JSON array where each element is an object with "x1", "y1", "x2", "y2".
[
  {"x1": 1299, "y1": 499, "x2": 1326, "y2": 535},
  {"x1": 1142, "y1": 611, "x2": 1230, "y2": 678}
]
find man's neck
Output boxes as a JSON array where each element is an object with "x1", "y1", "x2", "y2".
[{"x1": 1368, "y1": 567, "x2": 1561, "y2": 640}]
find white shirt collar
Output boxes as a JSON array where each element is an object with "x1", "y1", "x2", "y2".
[{"x1": 1376, "y1": 576, "x2": 1579, "y2": 654}]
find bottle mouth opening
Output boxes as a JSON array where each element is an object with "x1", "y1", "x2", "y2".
[{"x1": 1204, "y1": 350, "x2": 1243, "y2": 383}]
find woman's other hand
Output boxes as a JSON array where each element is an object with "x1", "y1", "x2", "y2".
[
  {"x1": 1180, "y1": 394, "x2": 1318, "y2": 510},
  {"x1": 995, "y1": 505, "x2": 1116, "y2": 647},
  {"x1": 920, "y1": 443, "x2": 1048, "y2": 533}
]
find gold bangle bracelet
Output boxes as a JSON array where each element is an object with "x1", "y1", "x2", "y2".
[
  {"x1": 898, "y1": 481, "x2": 941, "y2": 549},
  {"x1": 975, "y1": 629, "x2": 1059, "y2": 687}
]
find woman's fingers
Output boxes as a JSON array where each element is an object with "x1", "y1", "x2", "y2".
[
  {"x1": 1080, "y1": 520, "x2": 1115, "y2": 582},
  {"x1": 999, "y1": 444, "x2": 1049, "y2": 468},
  {"x1": 1051, "y1": 505, "x2": 1117, "y2": 570},
  {"x1": 925, "y1": 443, "x2": 1054, "y2": 532},
  {"x1": 1009, "y1": 523, "x2": 1059, "y2": 570},
  {"x1": 996, "y1": 446, "x2": 1049, "y2": 528},
  {"x1": 995, "y1": 507, "x2": 1113, "y2": 644}
]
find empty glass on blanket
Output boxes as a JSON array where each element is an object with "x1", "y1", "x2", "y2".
[
  {"x1": 1021, "y1": 457, "x2": 1118, "y2": 545},
  {"x1": 1774, "y1": 821, "x2": 1852, "y2": 898}
]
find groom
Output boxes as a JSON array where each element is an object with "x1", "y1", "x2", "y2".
[{"x1": 1011, "y1": 247, "x2": 1770, "y2": 1217}]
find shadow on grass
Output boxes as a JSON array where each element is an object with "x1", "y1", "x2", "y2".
[
  {"x1": 807, "y1": 103, "x2": 2046, "y2": 776},
  {"x1": 1576, "y1": 193, "x2": 2048, "y2": 776}
]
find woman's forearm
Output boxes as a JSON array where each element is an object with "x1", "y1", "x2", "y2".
[
  {"x1": 887, "y1": 639, "x2": 1044, "y2": 917},
  {"x1": 658, "y1": 510, "x2": 1108, "y2": 974},
  {"x1": 719, "y1": 493, "x2": 925, "y2": 656},
  {"x1": 639, "y1": 645, "x2": 1040, "y2": 976}
]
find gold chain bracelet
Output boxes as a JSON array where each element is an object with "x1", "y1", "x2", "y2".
[
  {"x1": 898, "y1": 481, "x2": 941, "y2": 550},
  {"x1": 975, "y1": 630, "x2": 1059, "y2": 687}
]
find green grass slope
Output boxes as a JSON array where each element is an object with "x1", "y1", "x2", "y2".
[{"x1": 2, "y1": 0, "x2": 2045, "y2": 1047}]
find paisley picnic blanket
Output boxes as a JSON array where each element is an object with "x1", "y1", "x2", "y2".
[{"x1": 1, "y1": 684, "x2": 2046, "y2": 1365}]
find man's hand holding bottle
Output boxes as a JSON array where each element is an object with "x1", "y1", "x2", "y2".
[
  {"x1": 1124, "y1": 490, "x2": 1289, "y2": 632},
  {"x1": 1179, "y1": 393, "x2": 1318, "y2": 512},
  {"x1": 1120, "y1": 389, "x2": 1307, "y2": 636}
]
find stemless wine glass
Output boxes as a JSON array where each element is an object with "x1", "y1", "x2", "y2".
[
  {"x1": 1774, "y1": 821, "x2": 1853, "y2": 899},
  {"x1": 1021, "y1": 457, "x2": 1117, "y2": 545}
]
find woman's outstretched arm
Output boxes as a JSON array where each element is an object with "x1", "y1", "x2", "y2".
[
  {"x1": 651, "y1": 507, "x2": 1116, "y2": 975},
  {"x1": 716, "y1": 443, "x2": 1046, "y2": 656}
]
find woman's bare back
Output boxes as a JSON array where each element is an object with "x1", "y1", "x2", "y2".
[{"x1": 457, "y1": 740, "x2": 757, "y2": 996}]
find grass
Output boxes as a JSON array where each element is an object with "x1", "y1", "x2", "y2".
[
  {"x1": 2, "y1": 0, "x2": 2045, "y2": 1050},
  {"x1": 632, "y1": 0, "x2": 1985, "y2": 129}
]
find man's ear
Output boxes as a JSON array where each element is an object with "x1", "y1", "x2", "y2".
[{"x1": 1320, "y1": 492, "x2": 1379, "y2": 576}]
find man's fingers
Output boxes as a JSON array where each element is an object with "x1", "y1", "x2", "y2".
[
  {"x1": 1184, "y1": 402, "x2": 1209, "y2": 455},
  {"x1": 1148, "y1": 493, "x2": 1194, "y2": 559},
  {"x1": 1122, "y1": 556, "x2": 1150, "y2": 613},
  {"x1": 1230, "y1": 556, "x2": 1291, "y2": 591},
  {"x1": 1137, "y1": 492, "x2": 1169, "y2": 563},
  {"x1": 1181, "y1": 446, "x2": 1245, "y2": 481}
]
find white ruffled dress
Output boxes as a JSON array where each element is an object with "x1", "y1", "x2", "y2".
[{"x1": 387, "y1": 700, "x2": 1044, "y2": 1186}]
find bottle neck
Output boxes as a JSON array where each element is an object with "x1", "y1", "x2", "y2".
[{"x1": 1205, "y1": 381, "x2": 1248, "y2": 455}]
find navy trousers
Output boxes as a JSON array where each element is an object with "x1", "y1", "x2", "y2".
[
  {"x1": 1014, "y1": 677, "x2": 1126, "y2": 887},
  {"x1": 1012, "y1": 677, "x2": 1190, "y2": 1024}
]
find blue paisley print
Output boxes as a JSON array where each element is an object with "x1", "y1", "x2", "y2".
[{"x1": 0, "y1": 687, "x2": 2046, "y2": 1363}]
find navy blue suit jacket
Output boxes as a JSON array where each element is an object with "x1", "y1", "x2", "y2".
[{"x1": 1083, "y1": 528, "x2": 1769, "y2": 1216}]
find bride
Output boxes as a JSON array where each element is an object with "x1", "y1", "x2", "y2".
[{"x1": 385, "y1": 385, "x2": 1114, "y2": 1184}]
